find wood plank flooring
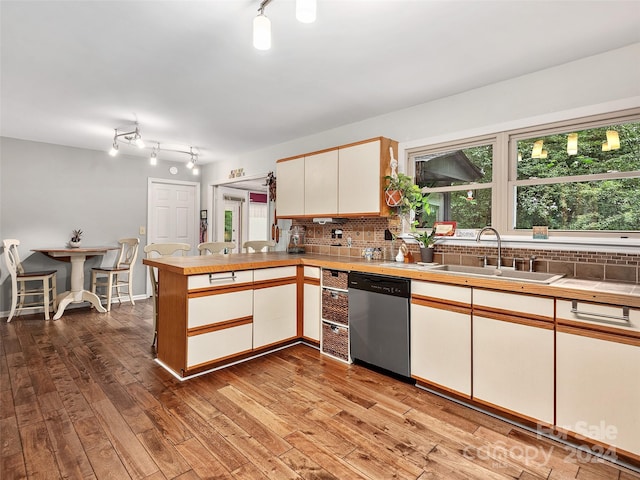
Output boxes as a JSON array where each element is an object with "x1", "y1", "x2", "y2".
[{"x1": 1, "y1": 300, "x2": 639, "y2": 479}]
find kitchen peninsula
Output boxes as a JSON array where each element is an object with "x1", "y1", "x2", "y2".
[{"x1": 145, "y1": 251, "x2": 640, "y2": 466}]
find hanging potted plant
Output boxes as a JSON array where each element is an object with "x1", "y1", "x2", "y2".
[{"x1": 384, "y1": 172, "x2": 430, "y2": 232}]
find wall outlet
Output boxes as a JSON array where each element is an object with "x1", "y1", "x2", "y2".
[{"x1": 139, "y1": 226, "x2": 146, "y2": 235}]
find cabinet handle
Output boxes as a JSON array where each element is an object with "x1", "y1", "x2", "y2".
[
  {"x1": 570, "y1": 300, "x2": 630, "y2": 324},
  {"x1": 209, "y1": 272, "x2": 236, "y2": 283}
]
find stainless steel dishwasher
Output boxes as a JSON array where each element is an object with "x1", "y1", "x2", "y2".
[{"x1": 348, "y1": 272, "x2": 411, "y2": 378}]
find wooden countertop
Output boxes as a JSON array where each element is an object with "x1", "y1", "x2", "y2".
[{"x1": 143, "y1": 253, "x2": 640, "y2": 308}]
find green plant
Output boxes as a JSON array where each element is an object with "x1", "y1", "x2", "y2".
[
  {"x1": 411, "y1": 229, "x2": 437, "y2": 248},
  {"x1": 384, "y1": 172, "x2": 430, "y2": 218},
  {"x1": 71, "y1": 229, "x2": 83, "y2": 242}
]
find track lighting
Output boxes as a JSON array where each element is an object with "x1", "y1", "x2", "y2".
[
  {"x1": 253, "y1": 0, "x2": 317, "y2": 50},
  {"x1": 108, "y1": 123, "x2": 199, "y2": 172},
  {"x1": 150, "y1": 146, "x2": 158, "y2": 166}
]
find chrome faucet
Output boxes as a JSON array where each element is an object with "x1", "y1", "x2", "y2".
[{"x1": 476, "y1": 226, "x2": 502, "y2": 269}]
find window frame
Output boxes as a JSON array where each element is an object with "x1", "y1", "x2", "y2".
[
  {"x1": 405, "y1": 108, "x2": 640, "y2": 239},
  {"x1": 506, "y1": 109, "x2": 640, "y2": 237}
]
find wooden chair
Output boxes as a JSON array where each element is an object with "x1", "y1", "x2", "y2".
[
  {"x1": 143, "y1": 242, "x2": 191, "y2": 346},
  {"x1": 242, "y1": 240, "x2": 276, "y2": 252},
  {"x1": 2, "y1": 239, "x2": 57, "y2": 322},
  {"x1": 197, "y1": 242, "x2": 236, "y2": 255},
  {"x1": 90, "y1": 238, "x2": 139, "y2": 311}
]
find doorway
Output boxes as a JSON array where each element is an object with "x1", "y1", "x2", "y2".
[{"x1": 223, "y1": 195, "x2": 244, "y2": 253}]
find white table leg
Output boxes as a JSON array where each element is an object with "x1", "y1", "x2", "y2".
[{"x1": 52, "y1": 253, "x2": 107, "y2": 319}]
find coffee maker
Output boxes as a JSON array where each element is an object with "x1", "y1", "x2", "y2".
[{"x1": 287, "y1": 225, "x2": 306, "y2": 253}]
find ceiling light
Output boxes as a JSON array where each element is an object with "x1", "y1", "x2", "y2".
[
  {"x1": 606, "y1": 130, "x2": 620, "y2": 150},
  {"x1": 296, "y1": 0, "x2": 316, "y2": 23},
  {"x1": 567, "y1": 133, "x2": 578, "y2": 156},
  {"x1": 192, "y1": 166, "x2": 200, "y2": 175},
  {"x1": 253, "y1": 6, "x2": 271, "y2": 50},
  {"x1": 109, "y1": 142, "x2": 119, "y2": 157},
  {"x1": 150, "y1": 146, "x2": 158, "y2": 166},
  {"x1": 134, "y1": 130, "x2": 145, "y2": 149}
]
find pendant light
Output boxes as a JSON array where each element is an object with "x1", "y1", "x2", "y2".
[
  {"x1": 296, "y1": 0, "x2": 316, "y2": 23},
  {"x1": 253, "y1": 6, "x2": 271, "y2": 50}
]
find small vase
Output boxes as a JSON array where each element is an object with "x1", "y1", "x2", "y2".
[
  {"x1": 69, "y1": 240, "x2": 81, "y2": 248},
  {"x1": 420, "y1": 247, "x2": 434, "y2": 263}
]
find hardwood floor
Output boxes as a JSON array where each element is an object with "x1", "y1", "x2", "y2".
[{"x1": 1, "y1": 300, "x2": 639, "y2": 479}]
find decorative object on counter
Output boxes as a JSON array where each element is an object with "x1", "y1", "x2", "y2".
[
  {"x1": 287, "y1": 225, "x2": 306, "y2": 253},
  {"x1": 396, "y1": 243, "x2": 408, "y2": 262},
  {"x1": 69, "y1": 229, "x2": 83, "y2": 248},
  {"x1": 411, "y1": 229, "x2": 437, "y2": 263}
]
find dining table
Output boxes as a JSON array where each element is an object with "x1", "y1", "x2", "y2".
[{"x1": 32, "y1": 246, "x2": 118, "y2": 319}]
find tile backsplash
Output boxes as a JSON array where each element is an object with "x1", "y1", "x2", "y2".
[{"x1": 294, "y1": 218, "x2": 640, "y2": 284}]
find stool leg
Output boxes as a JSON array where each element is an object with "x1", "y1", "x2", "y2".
[
  {"x1": 106, "y1": 273, "x2": 113, "y2": 312},
  {"x1": 7, "y1": 279, "x2": 18, "y2": 322},
  {"x1": 43, "y1": 279, "x2": 50, "y2": 320}
]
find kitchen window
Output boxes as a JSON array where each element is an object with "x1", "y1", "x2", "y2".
[
  {"x1": 407, "y1": 108, "x2": 640, "y2": 237},
  {"x1": 510, "y1": 115, "x2": 640, "y2": 232},
  {"x1": 409, "y1": 136, "x2": 495, "y2": 230}
]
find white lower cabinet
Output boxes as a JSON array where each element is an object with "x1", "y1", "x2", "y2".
[
  {"x1": 472, "y1": 290, "x2": 555, "y2": 425},
  {"x1": 556, "y1": 299, "x2": 640, "y2": 456},
  {"x1": 473, "y1": 315, "x2": 554, "y2": 424},
  {"x1": 253, "y1": 267, "x2": 298, "y2": 349},
  {"x1": 411, "y1": 281, "x2": 471, "y2": 397},
  {"x1": 187, "y1": 324, "x2": 253, "y2": 368},
  {"x1": 303, "y1": 267, "x2": 321, "y2": 342}
]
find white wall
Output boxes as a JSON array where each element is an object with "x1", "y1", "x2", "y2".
[
  {"x1": 201, "y1": 43, "x2": 640, "y2": 193},
  {"x1": 0, "y1": 138, "x2": 195, "y2": 313}
]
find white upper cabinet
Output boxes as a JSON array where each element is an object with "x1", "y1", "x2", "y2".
[
  {"x1": 338, "y1": 139, "x2": 382, "y2": 215},
  {"x1": 304, "y1": 150, "x2": 338, "y2": 216},
  {"x1": 275, "y1": 137, "x2": 396, "y2": 219},
  {"x1": 276, "y1": 156, "x2": 305, "y2": 217}
]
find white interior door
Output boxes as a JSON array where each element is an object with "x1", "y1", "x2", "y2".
[{"x1": 147, "y1": 178, "x2": 200, "y2": 292}]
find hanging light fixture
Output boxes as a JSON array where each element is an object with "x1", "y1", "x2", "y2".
[
  {"x1": 108, "y1": 122, "x2": 200, "y2": 169},
  {"x1": 253, "y1": 0, "x2": 317, "y2": 50},
  {"x1": 253, "y1": 0, "x2": 272, "y2": 50},
  {"x1": 567, "y1": 133, "x2": 578, "y2": 156},
  {"x1": 150, "y1": 144, "x2": 158, "y2": 165},
  {"x1": 296, "y1": 0, "x2": 316, "y2": 23}
]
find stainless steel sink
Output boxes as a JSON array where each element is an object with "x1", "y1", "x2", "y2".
[{"x1": 428, "y1": 264, "x2": 564, "y2": 284}]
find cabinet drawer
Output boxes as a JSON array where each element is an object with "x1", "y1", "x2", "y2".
[
  {"x1": 322, "y1": 289, "x2": 349, "y2": 325},
  {"x1": 304, "y1": 266, "x2": 321, "y2": 279},
  {"x1": 322, "y1": 269, "x2": 348, "y2": 290},
  {"x1": 412, "y1": 281, "x2": 471, "y2": 304},
  {"x1": 322, "y1": 321, "x2": 349, "y2": 362},
  {"x1": 557, "y1": 299, "x2": 640, "y2": 333},
  {"x1": 188, "y1": 290, "x2": 253, "y2": 328},
  {"x1": 188, "y1": 270, "x2": 253, "y2": 290},
  {"x1": 254, "y1": 266, "x2": 297, "y2": 282},
  {"x1": 473, "y1": 289, "x2": 553, "y2": 319},
  {"x1": 187, "y1": 323, "x2": 253, "y2": 368}
]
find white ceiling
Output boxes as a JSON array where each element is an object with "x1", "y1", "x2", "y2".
[{"x1": 1, "y1": 1, "x2": 639, "y2": 164}]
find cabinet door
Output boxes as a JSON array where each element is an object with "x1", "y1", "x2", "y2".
[
  {"x1": 303, "y1": 283, "x2": 320, "y2": 341},
  {"x1": 557, "y1": 331, "x2": 640, "y2": 455},
  {"x1": 473, "y1": 315, "x2": 554, "y2": 424},
  {"x1": 304, "y1": 150, "x2": 338, "y2": 216},
  {"x1": 276, "y1": 157, "x2": 305, "y2": 217},
  {"x1": 338, "y1": 140, "x2": 381, "y2": 215},
  {"x1": 187, "y1": 324, "x2": 253, "y2": 368},
  {"x1": 253, "y1": 284, "x2": 297, "y2": 348},
  {"x1": 411, "y1": 303, "x2": 471, "y2": 396}
]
